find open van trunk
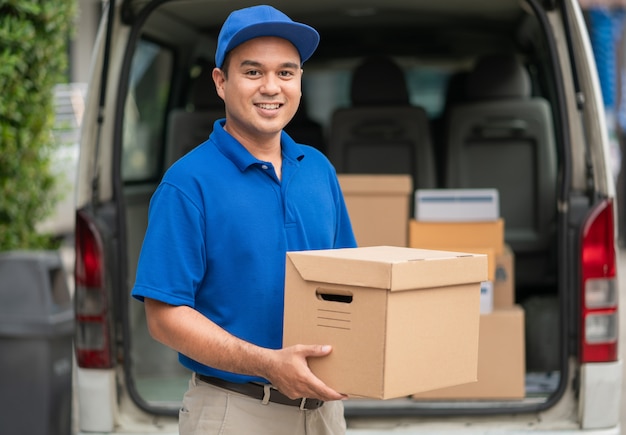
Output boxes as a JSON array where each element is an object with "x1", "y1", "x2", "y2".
[{"x1": 73, "y1": 0, "x2": 621, "y2": 431}]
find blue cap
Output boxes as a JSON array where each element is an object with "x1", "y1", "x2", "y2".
[{"x1": 215, "y1": 5, "x2": 320, "y2": 68}]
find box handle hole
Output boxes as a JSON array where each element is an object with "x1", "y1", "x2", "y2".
[{"x1": 316, "y1": 288, "x2": 353, "y2": 304}]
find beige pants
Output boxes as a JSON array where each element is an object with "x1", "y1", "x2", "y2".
[{"x1": 179, "y1": 374, "x2": 346, "y2": 435}]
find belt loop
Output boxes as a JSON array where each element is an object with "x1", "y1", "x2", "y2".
[
  {"x1": 299, "y1": 398, "x2": 308, "y2": 411},
  {"x1": 262, "y1": 384, "x2": 271, "y2": 405}
]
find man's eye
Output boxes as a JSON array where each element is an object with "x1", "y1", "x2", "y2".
[
  {"x1": 246, "y1": 70, "x2": 261, "y2": 76},
  {"x1": 279, "y1": 71, "x2": 295, "y2": 77}
]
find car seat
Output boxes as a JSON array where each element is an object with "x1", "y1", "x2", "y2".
[
  {"x1": 165, "y1": 61, "x2": 225, "y2": 168},
  {"x1": 445, "y1": 54, "x2": 558, "y2": 286},
  {"x1": 328, "y1": 55, "x2": 436, "y2": 189}
]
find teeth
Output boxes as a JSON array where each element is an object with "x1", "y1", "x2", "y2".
[{"x1": 257, "y1": 103, "x2": 280, "y2": 109}]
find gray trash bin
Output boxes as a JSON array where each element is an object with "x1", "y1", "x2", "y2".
[{"x1": 0, "y1": 250, "x2": 74, "y2": 435}]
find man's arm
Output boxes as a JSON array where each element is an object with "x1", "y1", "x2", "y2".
[{"x1": 144, "y1": 298, "x2": 346, "y2": 401}]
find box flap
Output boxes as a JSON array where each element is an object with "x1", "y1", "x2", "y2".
[
  {"x1": 287, "y1": 246, "x2": 488, "y2": 291},
  {"x1": 287, "y1": 249, "x2": 393, "y2": 289},
  {"x1": 338, "y1": 174, "x2": 413, "y2": 195}
]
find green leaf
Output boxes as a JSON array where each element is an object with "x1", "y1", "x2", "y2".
[{"x1": 0, "y1": 0, "x2": 77, "y2": 250}]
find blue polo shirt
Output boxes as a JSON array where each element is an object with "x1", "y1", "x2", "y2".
[{"x1": 132, "y1": 119, "x2": 356, "y2": 383}]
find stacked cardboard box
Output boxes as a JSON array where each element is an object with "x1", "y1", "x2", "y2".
[
  {"x1": 283, "y1": 246, "x2": 487, "y2": 399},
  {"x1": 337, "y1": 174, "x2": 413, "y2": 247},
  {"x1": 411, "y1": 305, "x2": 525, "y2": 400},
  {"x1": 409, "y1": 189, "x2": 525, "y2": 400}
]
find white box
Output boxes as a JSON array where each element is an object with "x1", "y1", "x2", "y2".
[
  {"x1": 415, "y1": 189, "x2": 499, "y2": 221},
  {"x1": 480, "y1": 281, "x2": 494, "y2": 314}
]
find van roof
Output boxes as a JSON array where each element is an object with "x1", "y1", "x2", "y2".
[
  {"x1": 121, "y1": 0, "x2": 523, "y2": 29},
  {"x1": 122, "y1": 0, "x2": 526, "y2": 60}
]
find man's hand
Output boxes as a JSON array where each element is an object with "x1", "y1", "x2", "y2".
[{"x1": 263, "y1": 344, "x2": 347, "y2": 402}]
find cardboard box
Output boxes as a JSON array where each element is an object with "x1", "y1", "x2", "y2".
[
  {"x1": 415, "y1": 189, "x2": 499, "y2": 221},
  {"x1": 494, "y1": 245, "x2": 515, "y2": 308},
  {"x1": 338, "y1": 174, "x2": 413, "y2": 247},
  {"x1": 412, "y1": 306, "x2": 525, "y2": 400},
  {"x1": 409, "y1": 219, "x2": 505, "y2": 255},
  {"x1": 283, "y1": 246, "x2": 487, "y2": 400}
]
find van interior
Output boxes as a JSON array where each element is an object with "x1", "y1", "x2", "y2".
[{"x1": 118, "y1": 0, "x2": 568, "y2": 417}]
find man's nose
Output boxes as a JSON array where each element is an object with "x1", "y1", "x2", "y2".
[{"x1": 260, "y1": 74, "x2": 281, "y2": 94}]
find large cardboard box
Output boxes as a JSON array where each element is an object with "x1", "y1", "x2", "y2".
[
  {"x1": 283, "y1": 246, "x2": 487, "y2": 400},
  {"x1": 412, "y1": 306, "x2": 525, "y2": 400},
  {"x1": 338, "y1": 174, "x2": 413, "y2": 247}
]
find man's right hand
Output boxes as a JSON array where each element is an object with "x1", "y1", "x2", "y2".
[{"x1": 264, "y1": 344, "x2": 347, "y2": 402}]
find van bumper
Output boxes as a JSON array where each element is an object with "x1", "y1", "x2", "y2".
[{"x1": 579, "y1": 360, "x2": 622, "y2": 429}]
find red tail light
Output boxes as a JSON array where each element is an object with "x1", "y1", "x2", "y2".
[
  {"x1": 580, "y1": 199, "x2": 618, "y2": 363},
  {"x1": 74, "y1": 209, "x2": 113, "y2": 368}
]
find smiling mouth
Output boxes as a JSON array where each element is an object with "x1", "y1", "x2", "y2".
[{"x1": 256, "y1": 103, "x2": 282, "y2": 110}]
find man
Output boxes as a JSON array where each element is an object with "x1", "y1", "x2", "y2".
[{"x1": 131, "y1": 5, "x2": 356, "y2": 435}]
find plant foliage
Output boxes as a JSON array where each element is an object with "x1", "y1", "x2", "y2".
[{"x1": 0, "y1": 0, "x2": 77, "y2": 250}]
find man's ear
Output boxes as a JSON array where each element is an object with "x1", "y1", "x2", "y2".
[{"x1": 212, "y1": 67, "x2": 226, "y2": 101}]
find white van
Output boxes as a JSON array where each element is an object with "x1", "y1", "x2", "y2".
[{"x1": 73, "y1": 0, "x2": 622, "y2": 433}]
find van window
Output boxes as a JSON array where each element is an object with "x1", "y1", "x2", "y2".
[
  {"x1": 405, "y1": 66, "x2": 452, "y2": 118},
  {"x1": 122, "y1": 39, "x2": 173, "y2": 182},
  {"x1": 302, "y1": 68, "x2": 351, "y2": 129},
  {"x1": 302, "y1": 61, "x2": 451, "y2": 130}
]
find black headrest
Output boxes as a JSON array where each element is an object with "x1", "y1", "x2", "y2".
[
  {"x1": 189, "y1": 60, "x2": 224, "y2": 110},
  {"x1": 350, "y1": 55, "x2": 410, "y2": 106},
  {"x1": 465, "y1": 54, "x2": 531, "y2": 100}
]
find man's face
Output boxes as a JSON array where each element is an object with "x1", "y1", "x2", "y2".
[{"x1": 213, "y1": 36, "x2": 302, "y2": 143}]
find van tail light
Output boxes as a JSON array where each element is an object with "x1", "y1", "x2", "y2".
[
  {"x1": 580, "y1": 199, "x2": 618, "y2": 363},
  {"x1": 74, "y1": 210, "x2": 113, "y2": 368}
]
